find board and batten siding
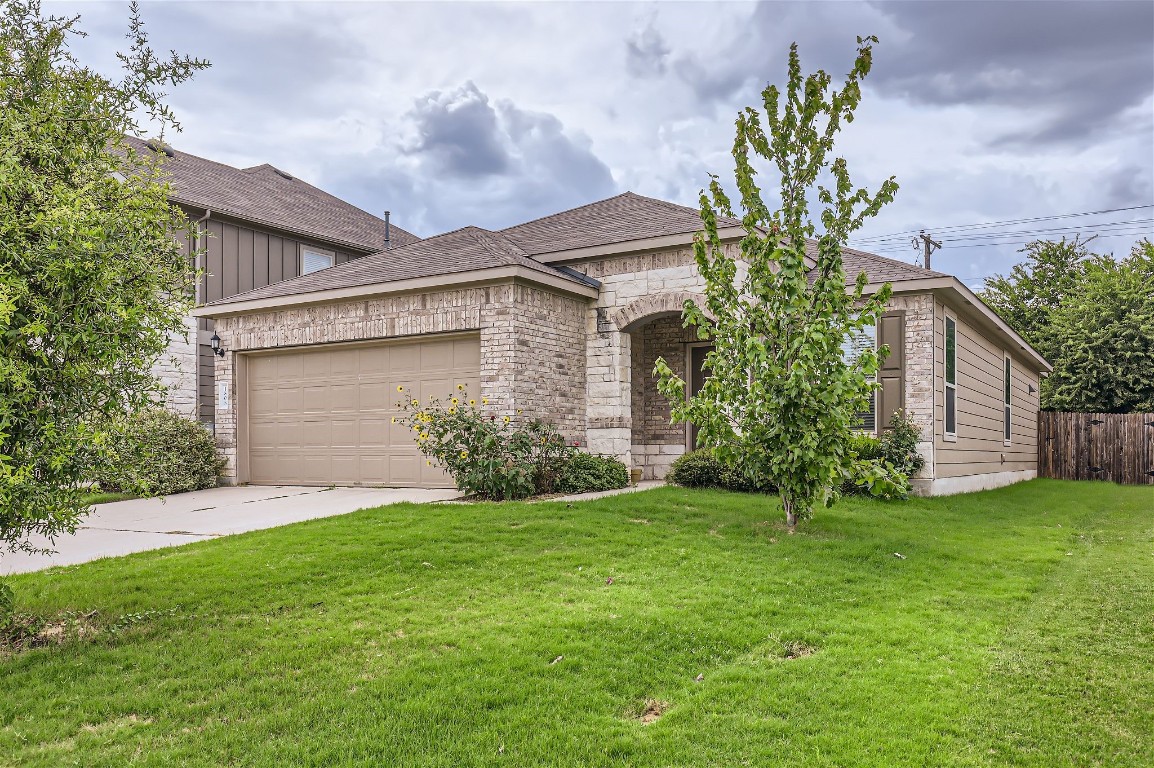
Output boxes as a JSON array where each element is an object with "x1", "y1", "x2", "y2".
[
  {"x1": 184, "y1": 210, "x2": 369, "y2": 424},
  {"x1": 933, "y1": 297, "x2": 1041, "y2": 479}
]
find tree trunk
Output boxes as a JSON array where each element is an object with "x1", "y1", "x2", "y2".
[{"x1": 783, "y1": 495, "x2": 798, "y2": 533}]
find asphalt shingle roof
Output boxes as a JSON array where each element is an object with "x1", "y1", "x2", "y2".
[
  {"x1": 124, "y1": 136, "x2": 418, "y2": 252},
  {"x1": 501, "y1": 191, "x2": 743, "y2": 256},
  {"x1": 204, "y1": 189, "x2": 945, "y2": 308},
  {"x1": 805, "y1": 241, "x2": 948, "y2": 286},
  {"x1": 210, "y1": 226, "x2": 585, "y2": 305}
]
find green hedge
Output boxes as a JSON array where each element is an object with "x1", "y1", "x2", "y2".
[
  {"x1": 667, "y1": 449, "x2": 771, "y2": 493},
  {"x1": 93, "y1": 409, "x2": 225, "y2": 496},
  {"x1": 557, "y1": 453, "x2": 630, "y2": 494}
]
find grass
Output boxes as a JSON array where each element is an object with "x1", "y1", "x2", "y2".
[
  {"x1": 79, "y1": 491, "x2": 135, "y2": 506},
  {"x1": 1, "y1": 479, "x2": 1151, "y2": 767}
]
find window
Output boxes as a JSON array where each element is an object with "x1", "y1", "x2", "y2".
[
  {"x1": 842, "y1": 324, "x2": 877, "y2": 431},
  {"x1": 1003, "y1": 355, "x2": 1012, "y2": 444},
  {"x1": 944, "y1": 315, "x2": 957, "y2": 437},
  {"x1": 301, "y1": 247, "x2": 333, "y2": 275}
]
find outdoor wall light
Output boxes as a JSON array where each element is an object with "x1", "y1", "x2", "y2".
[{"x1": 210, "y1": 332, "x2": 225, "y2": 358}]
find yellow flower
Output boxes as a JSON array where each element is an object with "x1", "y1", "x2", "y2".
[
  {"x1": 459, "y1": 450, "x2": 469, "y2": 458},
  {"x1": 391, "y1": 417, "x2": 397, "y2": 424},
  {"x1": 482, "y1": 398, "x2": 489, "y2": 405},
  {"x1": 503, "y1": 416, "x2": 510, "y2": 423},
  {"x1": 427, "y1": 460, "x2": 432, "y2": 466},
  {"x1": 457, "y1": 383, "x2": 464, "y2": 391},
  {"x1": 396, "y1": 385, "x2": 404, "y2": 392},
  {"x1": 411, "y1": 399, "x2": 419, "y2": 406},
  {"x1": 450, "y1": 397, "x2": 459, "y2": 405},
  {"x1": 517, "y1": 409, "x2": 523, "y2": 414},
  {"x1": 448, "y1": 408, "x2": 456, "y2": 415},
  {"x1": 469, "y1": 399, "x2": 476, "y2": 406},
  {"x1": 418, "y1": 432, "x2": 428, "y2": 441}
]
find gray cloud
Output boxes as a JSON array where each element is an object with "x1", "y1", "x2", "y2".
[
  {"x1": 868, "y1": 0, "x2": 1154, "y2": 146},
  {"x1": 326, "y1": 82, "x2": 617, "y2": 235},
  {"x1": 405, "y1": 82, "x2": 511, "y2": 177},
  {"x1": 626, "y1": 20, "x2": 672, "y2": 78}
]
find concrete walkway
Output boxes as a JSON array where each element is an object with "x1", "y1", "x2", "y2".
[
  {"x1": 1, "y1": 485, "x2": 461, "y2": 575},
  {"x1": 553, "y1": 480, "x2": 665, "y2": 502}
]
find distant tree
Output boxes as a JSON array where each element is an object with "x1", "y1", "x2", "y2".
[
  {"x1": 655, "y1": 37, "x2": 903, "y2": 531},
  {"x1": 979, "y1": 236, "x2": 1097, "y2": 363},
  {"x1": 1044, "y1": 240, "x2": 1154, "y2": 413},
  {"x1": 0, "y1": 0, "x2": 208, "y2": 556}
]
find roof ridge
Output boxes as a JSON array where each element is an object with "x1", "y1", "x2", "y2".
[{"x1": 498, "y1": 191, "x2": 633, "y2": 233}]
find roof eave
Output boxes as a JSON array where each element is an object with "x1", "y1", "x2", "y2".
[
  {"x1": 865, "y1": 276, "x2": 1052, "y2": 372},
  {"x1": 173, "y1": 198, "x2": 387, "y2": 254},
  {"x1": 192, "y1": 264, "x2": 598, "y2": 318}
]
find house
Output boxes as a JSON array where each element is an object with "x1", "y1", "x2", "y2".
[
  {"x1": 130, "y1": 137, "x2": 418, "y2": 429},
  {"x1": 191, "y1": 191, "x2": 1051, "y2": 496}
]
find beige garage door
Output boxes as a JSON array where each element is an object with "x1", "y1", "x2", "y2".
[{"x1": 245, "y1": 334, "x2": 480, "y2": 487}]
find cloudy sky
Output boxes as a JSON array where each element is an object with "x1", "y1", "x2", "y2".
[{"x1": 57, "y1": 0, "x2": 1154, "y2": 286}]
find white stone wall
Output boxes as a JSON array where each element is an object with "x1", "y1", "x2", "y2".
[{"x1": 152, "y1": 314, "x2": 199, "y2": 419}]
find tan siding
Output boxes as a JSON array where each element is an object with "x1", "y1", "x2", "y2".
[{"x1": 933, "y1": 296, "x2": 1042, "y2": 479}]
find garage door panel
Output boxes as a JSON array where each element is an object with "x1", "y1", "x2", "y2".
[
  {"x1": 389, "y1": 454, "x2": 421, "y2": 486},
  {"x1": 330, "y1": 418, "x2": 358, "y2": 447},
  {"x1": 302, "y1": 352, "x2": 330, "y2": 379},
  {"x1": 249, "y1": 387, "x2": 279, "y2": 416},
  {"x1": 390, "y1": 344, "x2": 420, "y2": 373},
  {"x1": 300, "y1": 420, "x2": 332, "y2": 448},
  {"x1": 277, "y1": 387, "x2": 303, "y2": 414},
  {"x1": 246, "y1": 335, "x2": 477, "y2": 487}
]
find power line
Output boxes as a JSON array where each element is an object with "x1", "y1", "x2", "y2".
[
  {"x1": 865, "y1": 224, "x2": 1152, "y2": 255},
  {"x1": 849, "y1": 204, "x2": 1154, "y2": 246}
]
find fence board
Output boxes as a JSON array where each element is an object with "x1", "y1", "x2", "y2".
[{"x1": 1038, "y1": 412, "x2": 1154, "y2": 485}]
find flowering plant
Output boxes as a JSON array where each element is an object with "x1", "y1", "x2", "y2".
[{"x1": 395, "y1": 385, "x2": 575, "y2": 500}]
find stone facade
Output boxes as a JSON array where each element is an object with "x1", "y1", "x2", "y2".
[
  {"x1": 152, "y1": 315, "x2": 200, "y2": 419},
  {"x1": 884, "y1": 292, "x2": 937, "y2": 488},
  {"x1": 577, "y1": 245, "x2": 720, "y2": 475},
  {"x1": 210, "y1": 282, "x2": 587, "y2": 483}
]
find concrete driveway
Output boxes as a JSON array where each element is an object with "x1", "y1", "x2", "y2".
[{"x1": 1, "y1": 485, "x2": 461, "y2": 575}]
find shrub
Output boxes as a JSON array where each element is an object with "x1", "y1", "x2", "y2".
[
  {"x1": 667, "y1": 449, "x2": 772, "y2": 493},
  {"x1": 397, "y1": 385, "x2": 576, "y2": 500},
  {"x1": 842, "y1": 412, "x2": 923, "y2": 499},
  {"x1": 93, "y1": 409, "x2": 225, "y2": 496},
  {"x1": 557, "y1": 453, "x2": 629, "y2": 494},
  {"x1": 880, "y1": 411, "x2": 925, "y2": 477}
]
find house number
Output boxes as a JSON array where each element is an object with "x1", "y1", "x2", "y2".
[{"x1": 217, "y1": 381, "x2": 230, "y2": 411}]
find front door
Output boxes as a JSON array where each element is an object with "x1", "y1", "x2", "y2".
[{"x1": 688, "y1": 344, "x2": 713, "y2": 449}]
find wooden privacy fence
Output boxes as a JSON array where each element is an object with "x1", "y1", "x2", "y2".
[{"x1": 1038, "y1": 412, "x2": 1154, "y2": 485}]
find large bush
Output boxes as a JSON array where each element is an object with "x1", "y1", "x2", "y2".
[
  {"x1": 397, "y1": 386, "x2": 576, "y2": 500},
  {"x1": 667, "y1": 449, "x2": 772, "y2": 493},
  {"x1": 93, "y1": 410, "x2": 226, "y2": 496},
  {"x1": 557, "y1": 453, "x2": 629, "y2": 494}
]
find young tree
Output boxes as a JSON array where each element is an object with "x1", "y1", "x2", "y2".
[
  {"x1": 979, "y1": 236, "x2": 1097, "y2": 363},
  {"x1": 1044, "y1": 240, "x2": 1154, "y2": 413},
  {"x1": 0, "y1": 1, "x2": 208, "y2": 554},
  {"x1": 656, "y1": 37, "x2": 899, "y2": 530}
]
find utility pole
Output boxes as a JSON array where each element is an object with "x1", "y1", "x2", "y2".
[{"x1": 911, "y1": 230, "x2": 942, "y2": 270}]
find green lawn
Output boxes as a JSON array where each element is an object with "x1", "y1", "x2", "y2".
[
  {"x1": 79, "y1": 491, "x2": 136, "y2": 506},
  {"x1": 2, "y1": 480, "x2": 1151, "y2": 767}
]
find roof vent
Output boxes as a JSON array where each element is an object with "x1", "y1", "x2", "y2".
[
  {"x1": 144, "y1": 138, "x2": 174, "y2": 157},
  {"x1": 272, "y1": 167, "x2": 293, "y2": 180}
]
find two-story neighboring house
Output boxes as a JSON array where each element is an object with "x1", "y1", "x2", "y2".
[{"x1": 130, "y1": 137, "x2": 419, "y2": 430}]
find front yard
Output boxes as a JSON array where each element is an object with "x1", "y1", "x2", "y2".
[{"x1": 2, "y1": 480, "x2": 1151, "y2": 766}]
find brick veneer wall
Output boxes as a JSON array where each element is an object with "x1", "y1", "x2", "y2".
[
  {"x1": 210, "y1": 281, "x2": 587, "y2": 484},
  {"x1": 152, "y1": 315, "x2": 200, "y2": 419},
  {"x1": 884, "y1": 292, "x2": 936, "y2": 485}
]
